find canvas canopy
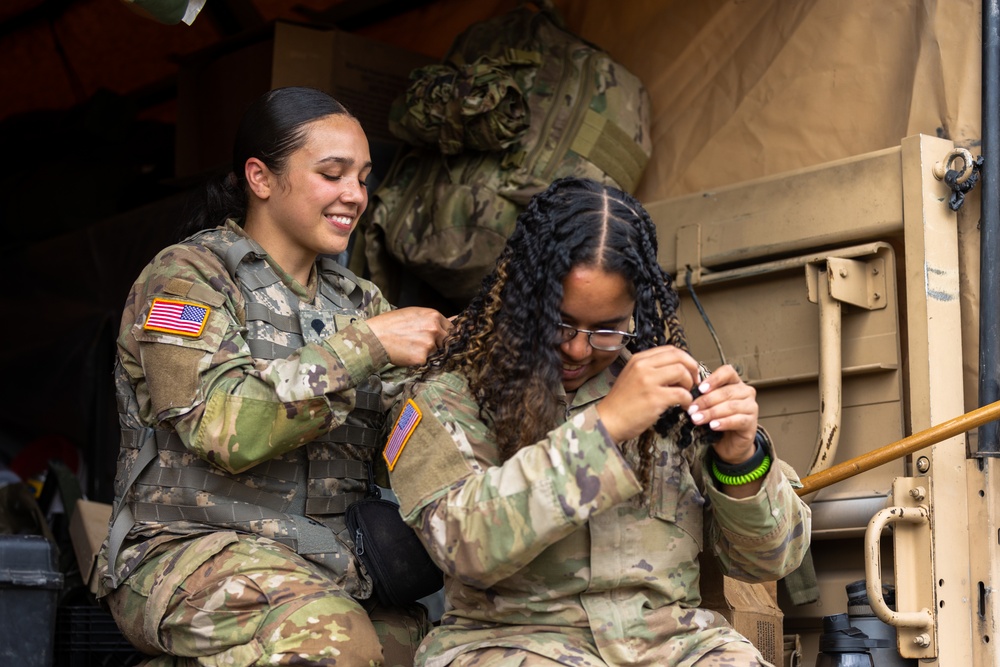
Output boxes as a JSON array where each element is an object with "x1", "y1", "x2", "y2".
[
  {"x1": 362, "y1": 0, "x2": 983, "y2": 407},
  {"x1": 1, "y1": 0, "x2": 986, "y2": 499}
]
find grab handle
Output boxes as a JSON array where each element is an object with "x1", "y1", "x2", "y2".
[
  {"x1": 865, "y1": 505, "x2": 933, "y2": 628},
  {"x1": 864, "y1": 499, "x2": 936, "y2": 658}
]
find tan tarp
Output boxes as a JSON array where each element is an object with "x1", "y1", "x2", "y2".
[{"x1": 362, "y1": 0, "x2": 985, "y2": 410}]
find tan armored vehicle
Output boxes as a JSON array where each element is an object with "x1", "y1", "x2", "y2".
[{"x1": 651, "y1": 134, "x2": 994, "y2": 666}]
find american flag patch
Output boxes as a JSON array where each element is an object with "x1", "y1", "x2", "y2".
[
  {"x1": 383, "y1": 399, "x2": 422, "y2": 471},
  {"x1": 143, "y1": 298, "x2": 210, "y2": 337}
]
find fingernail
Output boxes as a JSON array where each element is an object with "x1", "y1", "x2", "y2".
[
  {"x1": 699, "y1": 382, "x2": 710, "y2": 393},
  {"x1": 687, "y1": 404, "x2": 699, "y2": 416},
  {"x1": 691, "y1": 412, "x2": 704, "y2": 424},
  {"x1": 709, "y1": 420, "x2": 721, "y2": 430}
]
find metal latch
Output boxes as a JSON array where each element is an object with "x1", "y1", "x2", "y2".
[{"x1": 806, "y1": 256, "x2": 887, "y2": 312}]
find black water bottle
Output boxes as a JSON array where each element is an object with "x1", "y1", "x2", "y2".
[
  {"x1": 815, "y1": 613, "x2": 889, "y2": 667},
  {"x1": 844, "y1": 580, "x2": 917, "y2": 667}
]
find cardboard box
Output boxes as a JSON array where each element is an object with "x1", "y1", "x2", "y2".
[
  {"x1": 270, "y1": 22, "x2": 434, "y2": 145},
  {"x1": 175, "y1": 20, "x2": 434, "y2": 179},
  {"x1": 700, "y1": 553, "x2": 784, "y2": 665},
  {"x1": 69, "y1": 499, "x2": 112, "y2": 596},
  {"x1": 175, "y1": 29, "x2": 275, "y2": 180}
]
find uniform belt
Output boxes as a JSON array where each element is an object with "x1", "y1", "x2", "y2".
[
  {"x1": 131, "y1": 500, "x2": 355, "y2": 555},
  {"x1": 142, "y1": 466, "x2": 292, "y2": 512},
  {"x1": 133, "y1": 500, "x2": 285, "y2": 524}
]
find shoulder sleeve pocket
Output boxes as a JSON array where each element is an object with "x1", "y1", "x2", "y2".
[
  {"x1": 140, "y1": 343, "x2": 213, "y2": 416},
  {"x1": 133, "y1": 300, "x2": 230, "y2": 416},
  {"x1": 132, "y1": 297, "x2": 227, "y2": 354},
  {"x1": 387, "y1": 394, "x2": 473, "y2": 519}
]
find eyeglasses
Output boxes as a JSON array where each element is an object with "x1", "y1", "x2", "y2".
[{"x1": 556, "y1": 323, "x2": 636, "y2": 351}]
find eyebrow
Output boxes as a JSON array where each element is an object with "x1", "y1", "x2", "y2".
[
  {"x1": 560, "y1": 312, "x2": 632, "y2": 329},
  {"x1": 316, "y1": 156, "x2": 373, "y2": 171}
]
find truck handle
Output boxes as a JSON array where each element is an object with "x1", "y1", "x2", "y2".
[{"x1": 864, "y1": 505, "x2": 934, "y2": 630}]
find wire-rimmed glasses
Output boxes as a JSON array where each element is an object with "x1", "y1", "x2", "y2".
[{"x1": 556, "y1": 323, "x2": 636, "y2": 351}]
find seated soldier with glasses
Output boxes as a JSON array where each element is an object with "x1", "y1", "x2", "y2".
[{"x1": 381, "y1": 176, "x2": 811, "y2": 667}]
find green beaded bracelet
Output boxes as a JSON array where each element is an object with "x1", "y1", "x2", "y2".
[{"x1": 712, "y1": 454, "x2": 771, "y2": 486}]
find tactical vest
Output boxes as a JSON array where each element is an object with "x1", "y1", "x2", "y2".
[{"x1": 106, "y1": 229, "x2": 384, "y2": 595}]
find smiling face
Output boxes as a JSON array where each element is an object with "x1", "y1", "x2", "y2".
[
  {"x1": 558, "y1": 264, "x2": 636, "y2": 391},
  {"x1": 243, "y1": 114, "x2": 371, "y2": 280}
]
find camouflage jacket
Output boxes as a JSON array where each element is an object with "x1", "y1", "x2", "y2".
[
  {"x1": 100, "y1": 221, "x2": 398, "y2": 599},
  {"x1": 387, "y1": 354, "x2": 811, "y2": 666}
]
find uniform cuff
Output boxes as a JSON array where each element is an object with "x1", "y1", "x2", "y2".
[{"x1": 323, "y1": 317, "x2": 390, "y2": 382}]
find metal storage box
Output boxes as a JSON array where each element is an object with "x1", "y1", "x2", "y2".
[{"x1": 0, "y1": 534, "x2": 63, "y2": 666}]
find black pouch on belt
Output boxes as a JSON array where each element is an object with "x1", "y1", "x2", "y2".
[{"x1": 346, "y1": 495, "x2": 443, "y2": 608}]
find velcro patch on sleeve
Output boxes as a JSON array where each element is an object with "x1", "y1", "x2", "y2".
[
  {"x1": 143, "y1": 298, "x2": 211, "y2": 337},
  {"x1": 383, "y1": 398, "x2": 422, "y2": 471}
]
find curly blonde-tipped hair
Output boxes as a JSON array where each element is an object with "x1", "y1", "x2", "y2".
[{"x1": 422, "y1": 176, "x2": 695, "y2": 492}]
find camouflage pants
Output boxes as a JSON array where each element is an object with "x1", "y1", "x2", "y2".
[
  {"x1": 106, "y1": 532, "x2": 428, "y2": 666},
  {"x1": 444, "y1": 642, "x2": 770, "y2": 667},
  {"x1": 429, "y1": 634, "x2": 770, "y2": 667}
]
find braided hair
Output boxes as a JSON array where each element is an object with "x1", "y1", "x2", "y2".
[{"x1": 423, "y1": 176, "x2": 696, "y2": 490}]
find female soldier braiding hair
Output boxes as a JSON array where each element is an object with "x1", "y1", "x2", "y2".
[
  {"x1": 384, "y1": 176, "x2": 811, "y2": 666},
  {"x1": 98, "y1": 86, "x2": 451, "y2": 667}
]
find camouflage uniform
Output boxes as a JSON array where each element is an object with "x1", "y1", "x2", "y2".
[
  {"x1": 97, "y1": 220, "x2": 427, "y2": 666},
  {"x1": 387, "y1": 354, "x2": 812, "y2": 667}
]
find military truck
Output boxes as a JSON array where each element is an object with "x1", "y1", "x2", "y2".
[
  {"x1": 649, "y1": 133, "x2": 996, "y2": 665},
  {"x1": 348, "y1": 2, "x2": 995, "y2": 664}
]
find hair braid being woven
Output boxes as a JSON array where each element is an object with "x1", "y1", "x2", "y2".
[{"x1": 421, "y1": 176, "x2": 698, "y2": 490}]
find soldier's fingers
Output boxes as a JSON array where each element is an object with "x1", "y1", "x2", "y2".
[
  {"x1": 689, "y1": 391, "x2": 758, "y2": 428},
  {"x1": 627, "y1": 346, "x2": 700, "y2": 389},
  {"x1": 693, "y1": 382, "x2": 756, "y2": 413}
]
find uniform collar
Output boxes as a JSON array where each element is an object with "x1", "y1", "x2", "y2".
[
  {"x1": 560, "y1": 349, "x2": 631, "y2": 409},
  {"x1": 226, "y1": 220, "x2": 318, "y2": 300}
]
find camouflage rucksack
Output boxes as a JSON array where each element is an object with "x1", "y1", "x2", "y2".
[{"x1": 361, "y1": 2, "x2": 652, "y2": 307}]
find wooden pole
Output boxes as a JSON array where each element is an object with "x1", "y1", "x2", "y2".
[{"x1": 796, "y1": 399, "x2": 1000, "y2": 496}]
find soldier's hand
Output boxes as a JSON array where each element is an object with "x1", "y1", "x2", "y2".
[
  {"x1": 597, "y1": 345, "x2": 699, "y2": 444},
  {"x1": 687, "y1": 364, "x2": 758, "y2": 465},
  {"x1": 367, "y1": 307, "x2": 452, "y2": 366}
]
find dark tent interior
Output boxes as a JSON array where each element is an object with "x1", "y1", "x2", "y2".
[
  {"x1": 0, "y1": 0, "x2": 514, "y2": 504},
  {"x1": 3, "y1": 0, "x2": 984, "y2": 506}
]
